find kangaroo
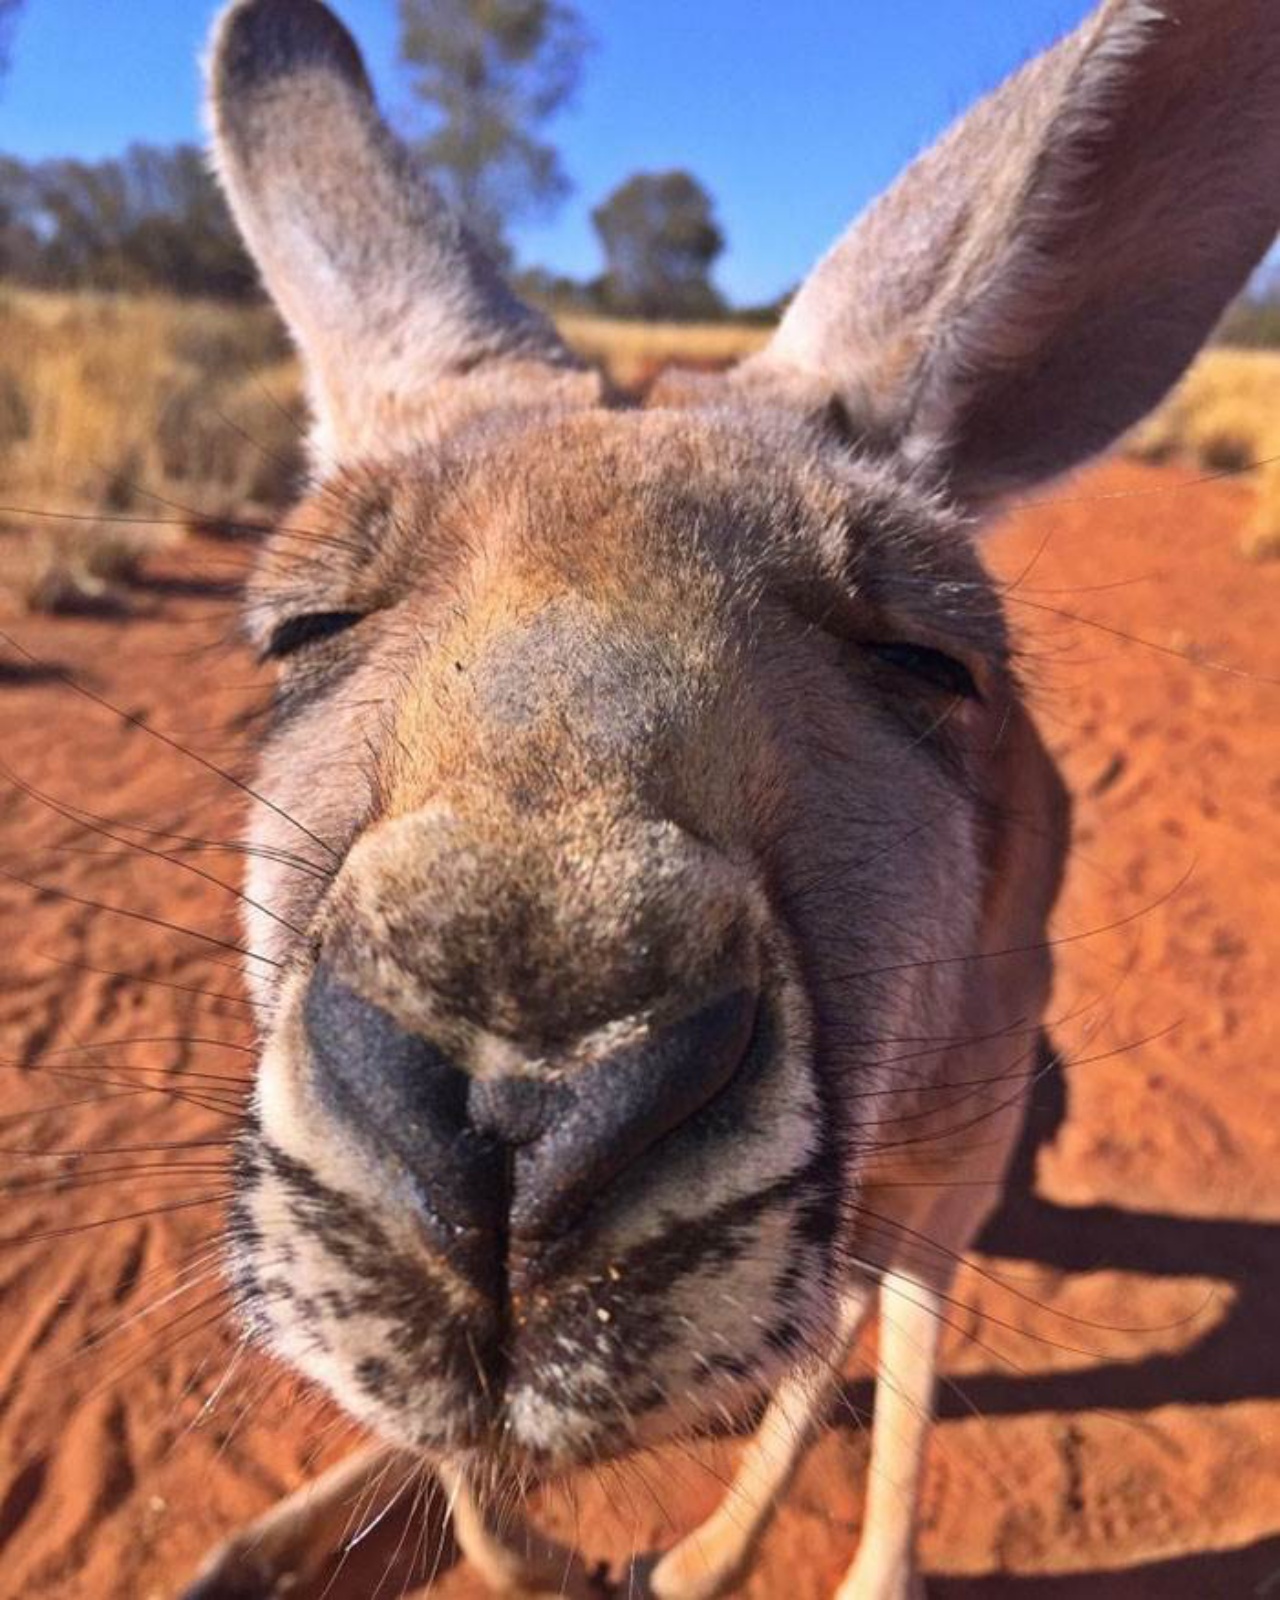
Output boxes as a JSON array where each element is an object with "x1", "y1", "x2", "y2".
[{"x1": 184, "y1": 2, "x2": 1280, "y2": 1596}]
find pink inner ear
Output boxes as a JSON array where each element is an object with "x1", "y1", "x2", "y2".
[
  {"x1": 751, "y1": 0, "x2": 1280, "y2": 508},
  {"x1": 208, "y1": 0, "x2": 577, "y2": 463}
]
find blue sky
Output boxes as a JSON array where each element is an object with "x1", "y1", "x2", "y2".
[{"x1": 1, "y1": 0, "x2": 1098, "y2": 305}]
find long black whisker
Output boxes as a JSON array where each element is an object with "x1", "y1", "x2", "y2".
[
  {"x1": 0, "y1": 629, "x2": 340, "y2": 860},
  {"x1": 3, "y1": 759, "x2": 309, "y2": 938},
  {"x1": 33, "y1": 948, "x2": 261, "y2": 1013},
  {"x1": 0, "y1": 866, "x2": 282, "y2": 967},
  {"x1": 0, "y1": 1192, "x2": 232, "y2": 1248}
]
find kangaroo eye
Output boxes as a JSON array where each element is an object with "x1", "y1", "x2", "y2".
[
  {"x1": 866, "y1": 642, "x2": 982, "y2": 702},
  {"x1": 263, "y1": 610, "x2": 365, "y2": 661}
]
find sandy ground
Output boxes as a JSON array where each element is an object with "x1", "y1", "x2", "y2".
[{"x1": 0, "y1": 459, "x2": 1276, "y2": 1599}]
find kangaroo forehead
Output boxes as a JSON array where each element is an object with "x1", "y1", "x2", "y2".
[
  {"x1": 265, "y1": 402, "x2": 1003, "y2": 670},
  {"x1": 468, "y1": 590, "x2": 723, "y2": 734},
  {"x1": 437, "y1": 412, "x2": 1005, "y2": 664}
]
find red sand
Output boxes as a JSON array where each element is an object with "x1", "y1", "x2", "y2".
[{"x1": 0, "y1": 459, "x2": 1276, "y2": 1598}]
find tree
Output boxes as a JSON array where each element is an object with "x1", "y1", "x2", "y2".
[
  {"x1": 399, "y1": 0, "x2": 588, "y2": 261},
  {"x1": 591, "y1": 171, "x2": 726, "y2": 320},
  {"x1": 0, "y1": 144, "x2": 257, "y2": 299},
  {"x1": 115, "y1": 144, "x2": 258, "y2": 298}
]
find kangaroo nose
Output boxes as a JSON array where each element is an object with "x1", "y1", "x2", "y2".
[
  {"x1": 497, "y1": 987, "x2": 757, "y2": 1240},
  {"x1": 303, "y1": 962, "x2": 501, "y2": 1242},
  {"x1": 303, "y1": 963, "x2": 759, "y2": 1269}
]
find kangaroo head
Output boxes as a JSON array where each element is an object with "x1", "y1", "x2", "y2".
[{"x1": 211, "y1": 0, "x2": 1279, "y2": 1469}]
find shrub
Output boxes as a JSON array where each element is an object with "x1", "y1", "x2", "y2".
[
  {"x1": 0, "y1": 520, "x2": 181, "y2": 615},
  {"x1": 1125, "y1": 347, "x2": 1280, "y2": 557},
  {"x1": 0, "y1": 289, "x2": 305, "y2": 515}
]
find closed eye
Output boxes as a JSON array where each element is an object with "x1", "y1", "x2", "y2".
[
  {"x1": 865, "y1": 641, "x2": 983, "y2": 702},
  {"x1": 262, "y1": 609, "x2": 365, "y2": 662}
]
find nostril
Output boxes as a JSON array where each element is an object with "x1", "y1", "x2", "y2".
[
  {"x1": 303, "y1": 963, "x2": 499, "y2": 1239},
  {"x1": 509, "y1": 987, "x2": 760, "y2": 1242},
  {"x1": 304, "y1": 961, "x2": 465, "y2": 1135},
  {"x1": 302, "y1": 965, "x2": 761, "y2": 1267}
]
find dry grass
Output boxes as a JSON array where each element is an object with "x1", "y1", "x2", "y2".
[
  {"x1": 1126, "y1": 347, "x2": 1280, "y2": 559},
  {"x1": 0, "y1": 288, "x2": 307, "y2": 612},
  {"x1": 0, "y1": 520, "x2": 183, "y2": 615},
  {"x1": 0, "y1": 291, "x2": 773, "y2": 610},
  {"x1": 554, "y1": 313, "x2": 770, "y2": 390},
  {"x1": 10, "y1": 286, "x2": 1274, "y2": 611},
  {"x1": 0, "y1": 289, "x2": 306, "y2": 514}
]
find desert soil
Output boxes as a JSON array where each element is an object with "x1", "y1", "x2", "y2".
[{"x1": 0, "y1": 459, "x2": 1276, "y2": 1599}]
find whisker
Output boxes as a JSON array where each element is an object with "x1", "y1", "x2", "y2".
[
  {"x1": 0, "y1": 1192, "x2": 232, "y2": 1248},
  {"x1": 33, "y1": 948, "x2": 261, "y2": 1013},
  {"x1": 0, "y1": 628, "x2": 340, "y2": 860},
  {"x1": 4, "y1": 760, "x2": 310, "y2": 932},
  {"x1": 0, "y1": 866, "x2": 282, "y2": 967},
  {"x1": 0, "y1": 1062, "x2": 245, "y2": 1119},
  {"x1": 30, "y1": 1033, "x2": 256, "y2": 1058},
  {"x1": 0, "y1": 1136, "x2": 234, "y2": 1158},
  {"x1": 1003, "y1": 590, "x2": 1280, "y2": 686},
  {"x1": 828, "y1": 860, "x2": 1194, "y2": 984},
  {"x1": 1018, "y1": 447, "x2": 1280, "y2": 507}
]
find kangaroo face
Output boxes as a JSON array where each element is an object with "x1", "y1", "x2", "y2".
[
  {"x1": 208, "y1": 0, "x2": 1279, "y2": 1533},
  {"x1": 233, "y1": 401, "x2": 1010, "y2": 1464}
]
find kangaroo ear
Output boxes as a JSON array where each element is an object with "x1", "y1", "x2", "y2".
[
  {"x1": 207, "y1": 0, "x2": 579, "y2": 460},
  {"x1": 749, "y1": 0, "x2": 1280, "y2": 509}
]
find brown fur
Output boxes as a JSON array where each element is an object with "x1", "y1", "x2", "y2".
[{"x1": 184, "y1": 3, "x2": 1280, "y2": 1596}]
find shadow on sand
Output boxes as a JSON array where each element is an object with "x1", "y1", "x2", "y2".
[{"x1": 842, "y1": 1036, "x2": 1280, "y2": 1595}]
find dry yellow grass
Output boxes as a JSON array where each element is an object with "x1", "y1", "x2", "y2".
[
  {"x1": 7, "y1": 286, "x2": 1276, "y2": 604},
  {"x1": 1126, "y1": 347, "x2": 1280, "y2": 558},
  {"x1": 0, "y1": 288, "x2": 307, "y2": 610},
  {"x1": 0, "y1": 289, "x2": 305, "y2": 515},
  {"x1": 554, "y1": 313, "x2": 770, "y2": 390},
  {"x1": 0, "y1": 292, "x2": 772, "y2": 609}
]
